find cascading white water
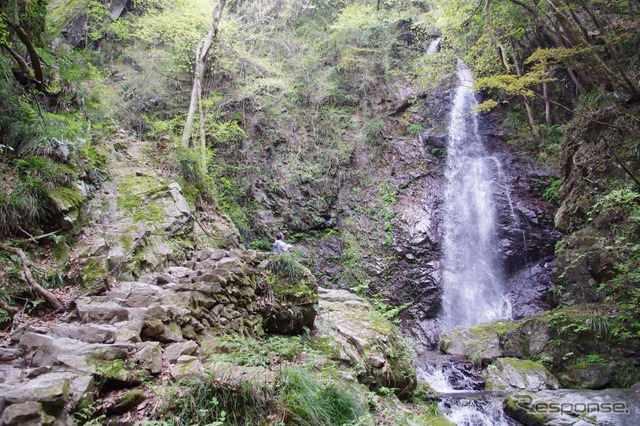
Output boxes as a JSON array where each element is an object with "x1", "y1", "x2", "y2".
[
  {"x1": 440, "y1": 61, "x2": 511, "y2": 331},
  {"x1": 419, "y1": 61, "x2": 518, "y2": 426}
]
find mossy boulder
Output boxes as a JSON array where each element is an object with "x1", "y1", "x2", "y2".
[
  {"x1": 440, "y1": 320, "x2": 516, "y2": 364},
  {"x1": 313, "y1": 288, "x2": 417, "y2": 398},
  {"x1": 557, "y1": 362, "x2": 616, "y2": 390},
  {"x1": 258, "y1": 255, "x2": 318, "y2": 335},
  {"x1": 485, "y1": 358, "x2": 559, "y2": 392},
  {"x1": 72, "y1": 137, "x2": 244, "y2": 292}
]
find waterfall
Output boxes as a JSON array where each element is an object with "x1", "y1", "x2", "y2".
[
  {"x1": 417, "y1": 61, "x2": 517, "y2": 426},
  {"x1": 440, "y1": 62, "x2": 511, "y2": 331}
]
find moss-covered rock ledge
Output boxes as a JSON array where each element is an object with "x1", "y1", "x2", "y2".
[
  {"x1": 440, "y1": 305, "x2": 640, "y2": 389},
  {"x1": 314, "y1": 288, "x2": 417, "y2": 398}
]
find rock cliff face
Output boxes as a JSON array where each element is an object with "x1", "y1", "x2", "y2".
[{"x1": 230, "y1": 73, "x2": 559, "y2": 348}]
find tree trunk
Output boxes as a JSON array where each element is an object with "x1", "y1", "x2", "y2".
[
  {"x1": 181, "y1": 0, "x2": 227, "y2": 148},
  {"x1": 1, "y1": 44, "x2": 31, "y2": 77},
  {"x1": 0, "y1": 298, "x2": 19, "y2": 318},
  {"x1": 5, "y1": 20, "x2": 45, "y2": 90},
  {"x1": 543, "y1": 82, "x2": 552, "y2": 125},
  {"x1": 484, "y1": 0, "x2": 511, "y2": 73},
  {"x1": 509, "y1": 39, "x2": 541, "y2": 142},
  {"x1": 573, "y1": 0, "x2": 640, "y2": 98}
]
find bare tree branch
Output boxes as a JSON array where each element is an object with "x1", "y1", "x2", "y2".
[{"x1": 0, "y1": 243, "x2": 63, "y2": 311}]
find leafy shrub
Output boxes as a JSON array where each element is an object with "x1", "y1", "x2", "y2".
[
  {"x1": 249, "y1": 237, "x2": 272, "y2": 251},
  {"x1": 542, "y1": 178, "x2": 562, "y2": 205},
  {"x1": 208, "y1": 334, "x2": 310, "y2": 367},
  {"x1": 0, "y1": 177, "x2": 51, "y2": 236}
]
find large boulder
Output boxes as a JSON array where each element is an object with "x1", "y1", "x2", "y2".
[
  {"x1": 504, "y1": 386, "x2": 640, "y2": 426},
  {"x1": 485, "y1": 358, "x2": 559, "y2": 392},
  {"x1": 313, "y1": 288, "x2": 416, "y2": 398},
  {"x1": 440, "y1": 320, "x2": 516, "y2": 363},
  {"x1": 258, "y1": 255, "x2": 318, "y2": 335}
]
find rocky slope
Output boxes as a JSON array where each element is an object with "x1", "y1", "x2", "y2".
[
  {"x1": 0, "y1": 238, "x2": 420, "y2": 425},
  {"x1": 0, "y1": 136, "x2": 432, "y2": 425}
]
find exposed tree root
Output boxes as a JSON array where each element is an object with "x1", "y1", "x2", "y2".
[{"x1": 0, "y1": 243, "x2": 64, "y2": 311}]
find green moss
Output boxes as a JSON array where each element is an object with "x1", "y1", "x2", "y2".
[
  {"x1": 121, "y1": 389, "x2": 144, "y2": 405},
  {"x1": 118, "y1": 193, "x2": 142, "y2": 210},
  {"x1": 469, "y1": 320, "x2": 518, "y2": 338},
  {"x1": 117, "y1": 174, "x2": 168, "y2": 211},
  {"x1": 132, "y1": 201, "x2": 166, "y2": 224},
  {"x1": 501, "y1": 358, "x2": 548, "y2": 372},
  {"x1": 121, "y1": 235, "x2": 133, "y2": 252},
  {"x1": 53, "y1": 241, "x2": 71, "y2": 263},
  {"x1": 48, "y1": 185, "x2": 83, "y2": 211},
  {"x1": 80, "y1": 257, "x2": 108, "y2": 293}
]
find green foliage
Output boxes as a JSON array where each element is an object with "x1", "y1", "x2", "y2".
[
  {"x1": 268, "y1": 253, "x2": 307, "y2": 282},
  {"x1": 583, "y1": 354, "x2": 605, "y2": 364},
  {"x1": 542, "y1": 178, "x2": 562, "y2": 206},
  {"x1": 133, "y1": 0, "x2": 214, "y2": 73},
  {"x1": 615, "y1": 364, "x2": 640, "y2": 388},
  {"x1": 276, "y1": 367, "x2": 365, "y2": 426},
  {"x1": 176, "y1": 145, "x2": 214, "y2": 200},
  {"x1": 152, "y1": 366, "x2": 366, "y2": 425},
  {"x1": 369, "y1": 293, "x2": 410, "y2": 322},
  {"x1": 157, "y1": 377, "x2": 272, "y2": 426},
  {"x1": 586, "y1": 313, "x2": 612, "y2": 342},
  {"x1": 0, "y1": 309, "x2": 10, "y2": 326},
  {"x1": 208, "y1": 334, "x2": 312, "y2": 368},
  {"x1": 406, "y1": 123, "x2": 425, "y2": 134},
  {"x1": 249, "y1": 237, "x2": 272, "y2": 251},
  {"x1": 73, "y1": 400, "x2": 107, "y2": 426}
]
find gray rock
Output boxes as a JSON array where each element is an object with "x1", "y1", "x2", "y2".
[
  {"x1": 507, "y1": 258, "x2": 554, "y2": 319},
  {"x1": 156, "y1": 273, "x2": 178, "y2": 284},
  {"x1": 4, "y1": 371, "x2": 94, "y2": 407},
  {"x1": 164, "y1": 341, "x2": 199, "y2": 363},
  {"x1": 558, "y1": 362, "x2": 617, "y2": 390},
  {"x1": 0, "y1": 373, "x2": 70, "y2": 407},
  {"x1": 440, "y1": 321, "x2": 515, "y2": 363},
  {"x1": 170, "y1": 356, "x2": 204, "y2": 381},
  {"x1": 132, "y1": 343, "x2": 163, "y2": 374},
  {"x1": 49, "y1": 324, "x2": 117, "y2": 344},
  {"x1": 142, "y1": 319, "x2": 183, "y2": 343},
  {"x1": 76, "y1": 297, "x2": 129, "y2": 324},
  {"x1": 0, "y1": 348, "x2": 21, "y2": 363},
  {"x1": 313, "y1": 287, "x2": 416, "y2": 398},
  {"x1": 167, "y1": 267, "x2": 192, "y2": 278},
  {"x1": 485, "y1": 358, "x2": 559, "y2": 392},
  {"x1": 0, "y1": 402, "x2": 51, "y2": 426},
  {"x1": 504, "y1": 387, "x2": 640, "y2": 426},
  {"x1": 20, "y1": 333, "x2": 91, "y2": 367}
]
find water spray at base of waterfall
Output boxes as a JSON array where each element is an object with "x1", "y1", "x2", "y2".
[{"x1": 418, "y1": 364, "x2": 519, "y2": 426}]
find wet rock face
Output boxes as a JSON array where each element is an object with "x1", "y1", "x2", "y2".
[
  {"x1": 504, "y1": 386, "x2": 640, "y2": 426},
  {"x1": 507, "y1": 258, "x2": 555, "y2": 319},
  {"x1": 395, "y1": 97, "x2": 559, "y2": 345},
  {"x1": 228, "y1": 73, "x2": 558, "y2": 348}
]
